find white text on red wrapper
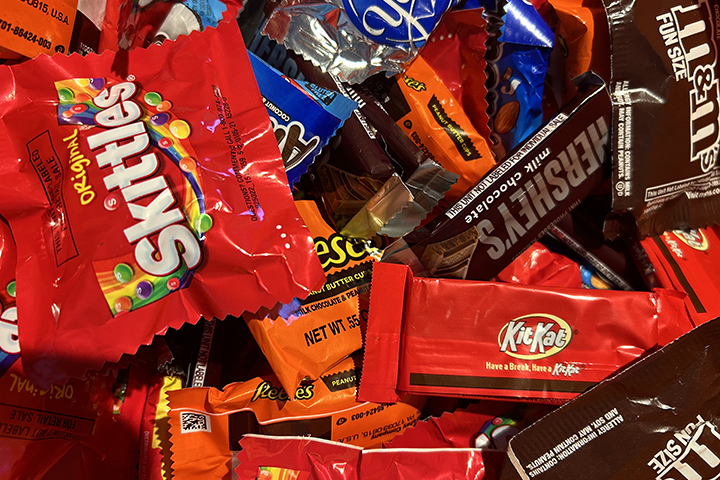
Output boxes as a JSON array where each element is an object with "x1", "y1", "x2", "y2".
[{"x1": 85, "y1": 81, "x2": 201, "y2": 276}]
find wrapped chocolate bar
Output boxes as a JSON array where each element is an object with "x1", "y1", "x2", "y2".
[
  {"x1": 641, "y1": 226, "x2": 720, "y2": 326},
  {"x1": 167, "y1": 355, "x2": 425, "y2": 479},
  {"x1": 235, "y1": 435, "x2": 488, "y2": 480},
  {"x1": 605, "y1": 0, "x2": 720, "y2": 237},
  {"x1": 501, "y1": 317, "x2": 720, "y2": 480},
  {"x1": 248, "y1": 53, "x2": 357, "y2": 189},
  {"x1": 244, "y1": 200, "x2": 380, "y2": 393},
  {"x1": 0, "y1": 21, "x2": 324, "y2": 387},
  {"x1": 358, "y1": 262, "x2": 693, "y2": 404},
  {"x1": 381, "y1": 73, "x2": 610, "y2": 281},
  {"x1": 261, "y1": 0, "x2": 455, "y2": 83},
  {"x1": 477, "y1": 0, "x2": 554, "y2": 155}
]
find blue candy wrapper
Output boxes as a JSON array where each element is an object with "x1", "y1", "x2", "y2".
[
  {"x1": 467, "y1": 0, "x2": 553, "y2": 157},
  {"x1": 248, "y1": 52, "x2": 357, "y2": 188}
]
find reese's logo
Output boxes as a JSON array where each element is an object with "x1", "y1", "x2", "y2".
[
  {"x1": 314, "y1": 233, "x2": 372, "y2": 272},
  {"x1": 498, "y1": 314, "x2": 572, "y2": 360},
  {"x1": 672, "y1": 229, "x2": 709, "y2": 251},
  {"x1": 403, "y1": 76, "x2": 426, "y2": 92}
]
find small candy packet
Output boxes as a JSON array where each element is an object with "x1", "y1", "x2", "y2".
[
  {"x1": 0, "y1": 0, "x2": 84, "y2": 59},
  {"x1": 167, "y1": 355, "x2": 426, "y2": 480},
  {"x1": 139, "y1": 370, "x2": 183, "y2": 480},
  {"x1": 261, "y1": 0, "x2": 455, "y2": 84},
  {"x1": 641, "y1": 226, "x2": 720, "y2": 326},
  {"x1": 248, "y1": 52, "x2": 357, "y2": 188},
  {"x1": 496, "y1": 242, "x2": 583, "y2": 289},
  {"x1": 364, "y1": 53, "x2": 496, "y2": 210},
  {"x1": 541, "y1": 0, "x2": 611, "y2": 112},
  {"x1": 478, "y1": 0, "x2": 554, "y2": 156},
  {"x1": 244, "y1": 200, "x2": 380, "y2": 393},
  {"x1": 605, "y1": 0, "x2": 720, "y2": 237},
  {"x1": 235, "y1": 435, "x2": 488, "y2": 480},
  {"x1": 0, "y1": 21, "x2": 324, "y2": 387},
  {"x1": 358, "y1": 262, "x2": 694, "y2": 404},
  {"x1": 381, "y1": 74, "x2": 610, "y2": 281},
  {"x1": 501, "y1": 317, "x2": 720, "y2": 480},
  {"x1": 418, "y1": 7, "x2": 493, "y2": 140}
]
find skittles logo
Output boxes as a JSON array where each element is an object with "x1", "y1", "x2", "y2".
[
  {"x1": 672, "y1": 229, "x2": 709, "y2": 251},
  {"x1": 342, "y1": 0, "x2": 452, "y2": 48},
  {"x1": 55, "y1": 78, "x2": 210, "y2": 316},
  {"x1": 498, "y1": 314, "x2": 572, "y2": 360}
]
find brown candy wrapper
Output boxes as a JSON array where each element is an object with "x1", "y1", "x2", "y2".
[
  {"x1": 606, "y1": 0, "x2": 720, "y2": 237},
  {"x1": 382, "y1": 73, "x2": 610, "y2": 281},
  {"x1": 501, "y1": 317, "x2": 720, "y2": 480}
]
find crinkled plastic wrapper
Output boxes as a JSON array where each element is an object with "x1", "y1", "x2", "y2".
[
  {"x1": 359, "y1": 262, "x2": 694, "y2": 403},
  {"x1": 0, "y1": 21, "x2": 325, "y2": 388},
  {"x1": 244, "y1": 200, "x2": 380, "y2": 393},
  {"x1": 235, "y1": 435, "x2": 488, "y2": 480},
  {"x1": 501, "y1": 317, "x2": 720, "y2": 480},
  {"x1": 167, "y1": 355, "x2": 425, "y2": 480},
  {"x1": 262, "y1": 0, "x2": 452, "y2": 84},
  {"x1": 605, "y1": 0, "x2": 720, "y2": 237}
]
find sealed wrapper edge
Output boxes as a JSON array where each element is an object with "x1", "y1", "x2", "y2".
[
  {"x1": 359, "y1": 262, "x2": 694, "y2": 403},
  {"x1": 502, "y1": 316, "x2": 720, "y2": 480},
  {"x1": 357, "y1": 262, "x2": 409, "y2": 403}
]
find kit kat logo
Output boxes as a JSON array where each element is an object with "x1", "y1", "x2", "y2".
[
  {"x1": 672, "y1": 229, "x2": 709, "y2": 251},
  {"x1": 498, "y1": 314, "x2": 572, "y2": 360}
]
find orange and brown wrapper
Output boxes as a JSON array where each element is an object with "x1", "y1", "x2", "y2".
[
  {"x1": 167, "y1": 355, "x2": 425, "y2": 480},
  {"x1": 244, "y1": 200, "x2": 380, "y2": 393}
]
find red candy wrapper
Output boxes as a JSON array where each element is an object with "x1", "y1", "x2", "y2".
[
  {"x1": 0, "y1": 21, "x2": 324, "y2": 387},
  {"x1": 235, "y1": 435, "x2": 487, "y2": 480},
  {"x1": 359, "y1": 262, "x2": 694, "y2": 404},
  {"x1": 641, "y1": 226, "x2": 720, "y2": 326}
]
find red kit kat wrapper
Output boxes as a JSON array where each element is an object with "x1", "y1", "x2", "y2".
[
  {"x1": 358, "y1": 263, "x2": 694, "y2": 404},
  {"x1": 0, "y1": 21, "x2": 324, "y2": 387}
]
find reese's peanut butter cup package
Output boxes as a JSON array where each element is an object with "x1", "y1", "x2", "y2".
[
  {"x1": 244, "y1": 200, "x2": 380, "y2": 393},
  {"x1": 364, "y1": 53, "x2": 496, "y2": 210},
  {"x1": 358, "y1": 262, "x2": 694, "y2": 404},
  {"x1": 381, "y1": 74, "x2": 610, "y2": 281},
  {"x1": 605, "y1": 0, "x2": 720, "y2": 237},
  {"x1": 641, "y1": 225, "x2": 720, "y2": 326},
  {"x1": 501, "y1": 316, "x2": 720, "y2": 480},
  {"x1": 167, "y1": 355, "x2": 425, "y2": 480},
  {"x1": 0, "y1": 21, "x2": 325, "y2": 388},
  {"x1": 235, "y1": 435, "x2": 488, "y2": 480}
]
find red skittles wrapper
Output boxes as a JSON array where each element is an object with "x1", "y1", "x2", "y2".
[
  {"x1": 358, "y1": 262, "x2": 694, "y2": 404},
  {"x1": 0, "y1": 21, "x2": 325, "y2": 388}
]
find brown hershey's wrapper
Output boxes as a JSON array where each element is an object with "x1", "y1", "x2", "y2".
[
  {"x1": 382, "y1": 74, "x2": 611, "y2": 280},
  {"x1": 501, "y1": 317, "x2": 720, "y2": 480}
]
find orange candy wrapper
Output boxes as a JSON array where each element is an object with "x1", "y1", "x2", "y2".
[
  {"x1": 167, "y1": 355, "x2": 425, "y2": 480},
  {"x1": 244, "y1": 200, "x2": 380, "y2": 393},
  {"x1": 368, "y1": 55, "x2": 496, "y2": 209}
]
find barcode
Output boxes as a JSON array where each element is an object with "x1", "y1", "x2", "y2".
[{"x1": 180, "y1": 412, "x2": 211, "y2": 433}]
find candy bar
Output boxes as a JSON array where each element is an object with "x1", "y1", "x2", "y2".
[
  {"x1": 501, "y1": 317, "x2": 720, "y2": 479},
  {"x1": 358, "y1": 262, "x2": 693, "y2": 403}
]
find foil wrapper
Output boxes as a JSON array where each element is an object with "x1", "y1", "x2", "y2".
[{"x1": 262, "y1": 0, "x2": 448, "y2": 84}]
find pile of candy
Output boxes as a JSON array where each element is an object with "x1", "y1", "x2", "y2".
[{"x1": 2, "y1": 0, "x2": 720, "y2": 479}]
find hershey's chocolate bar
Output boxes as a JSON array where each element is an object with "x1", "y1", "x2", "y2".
[
  {"x1": 501, "y1": 317, "x2": 720, "y2": 480},
  {"x1": 382, "y1": 74, "x2": 611, "y2": 280}
]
